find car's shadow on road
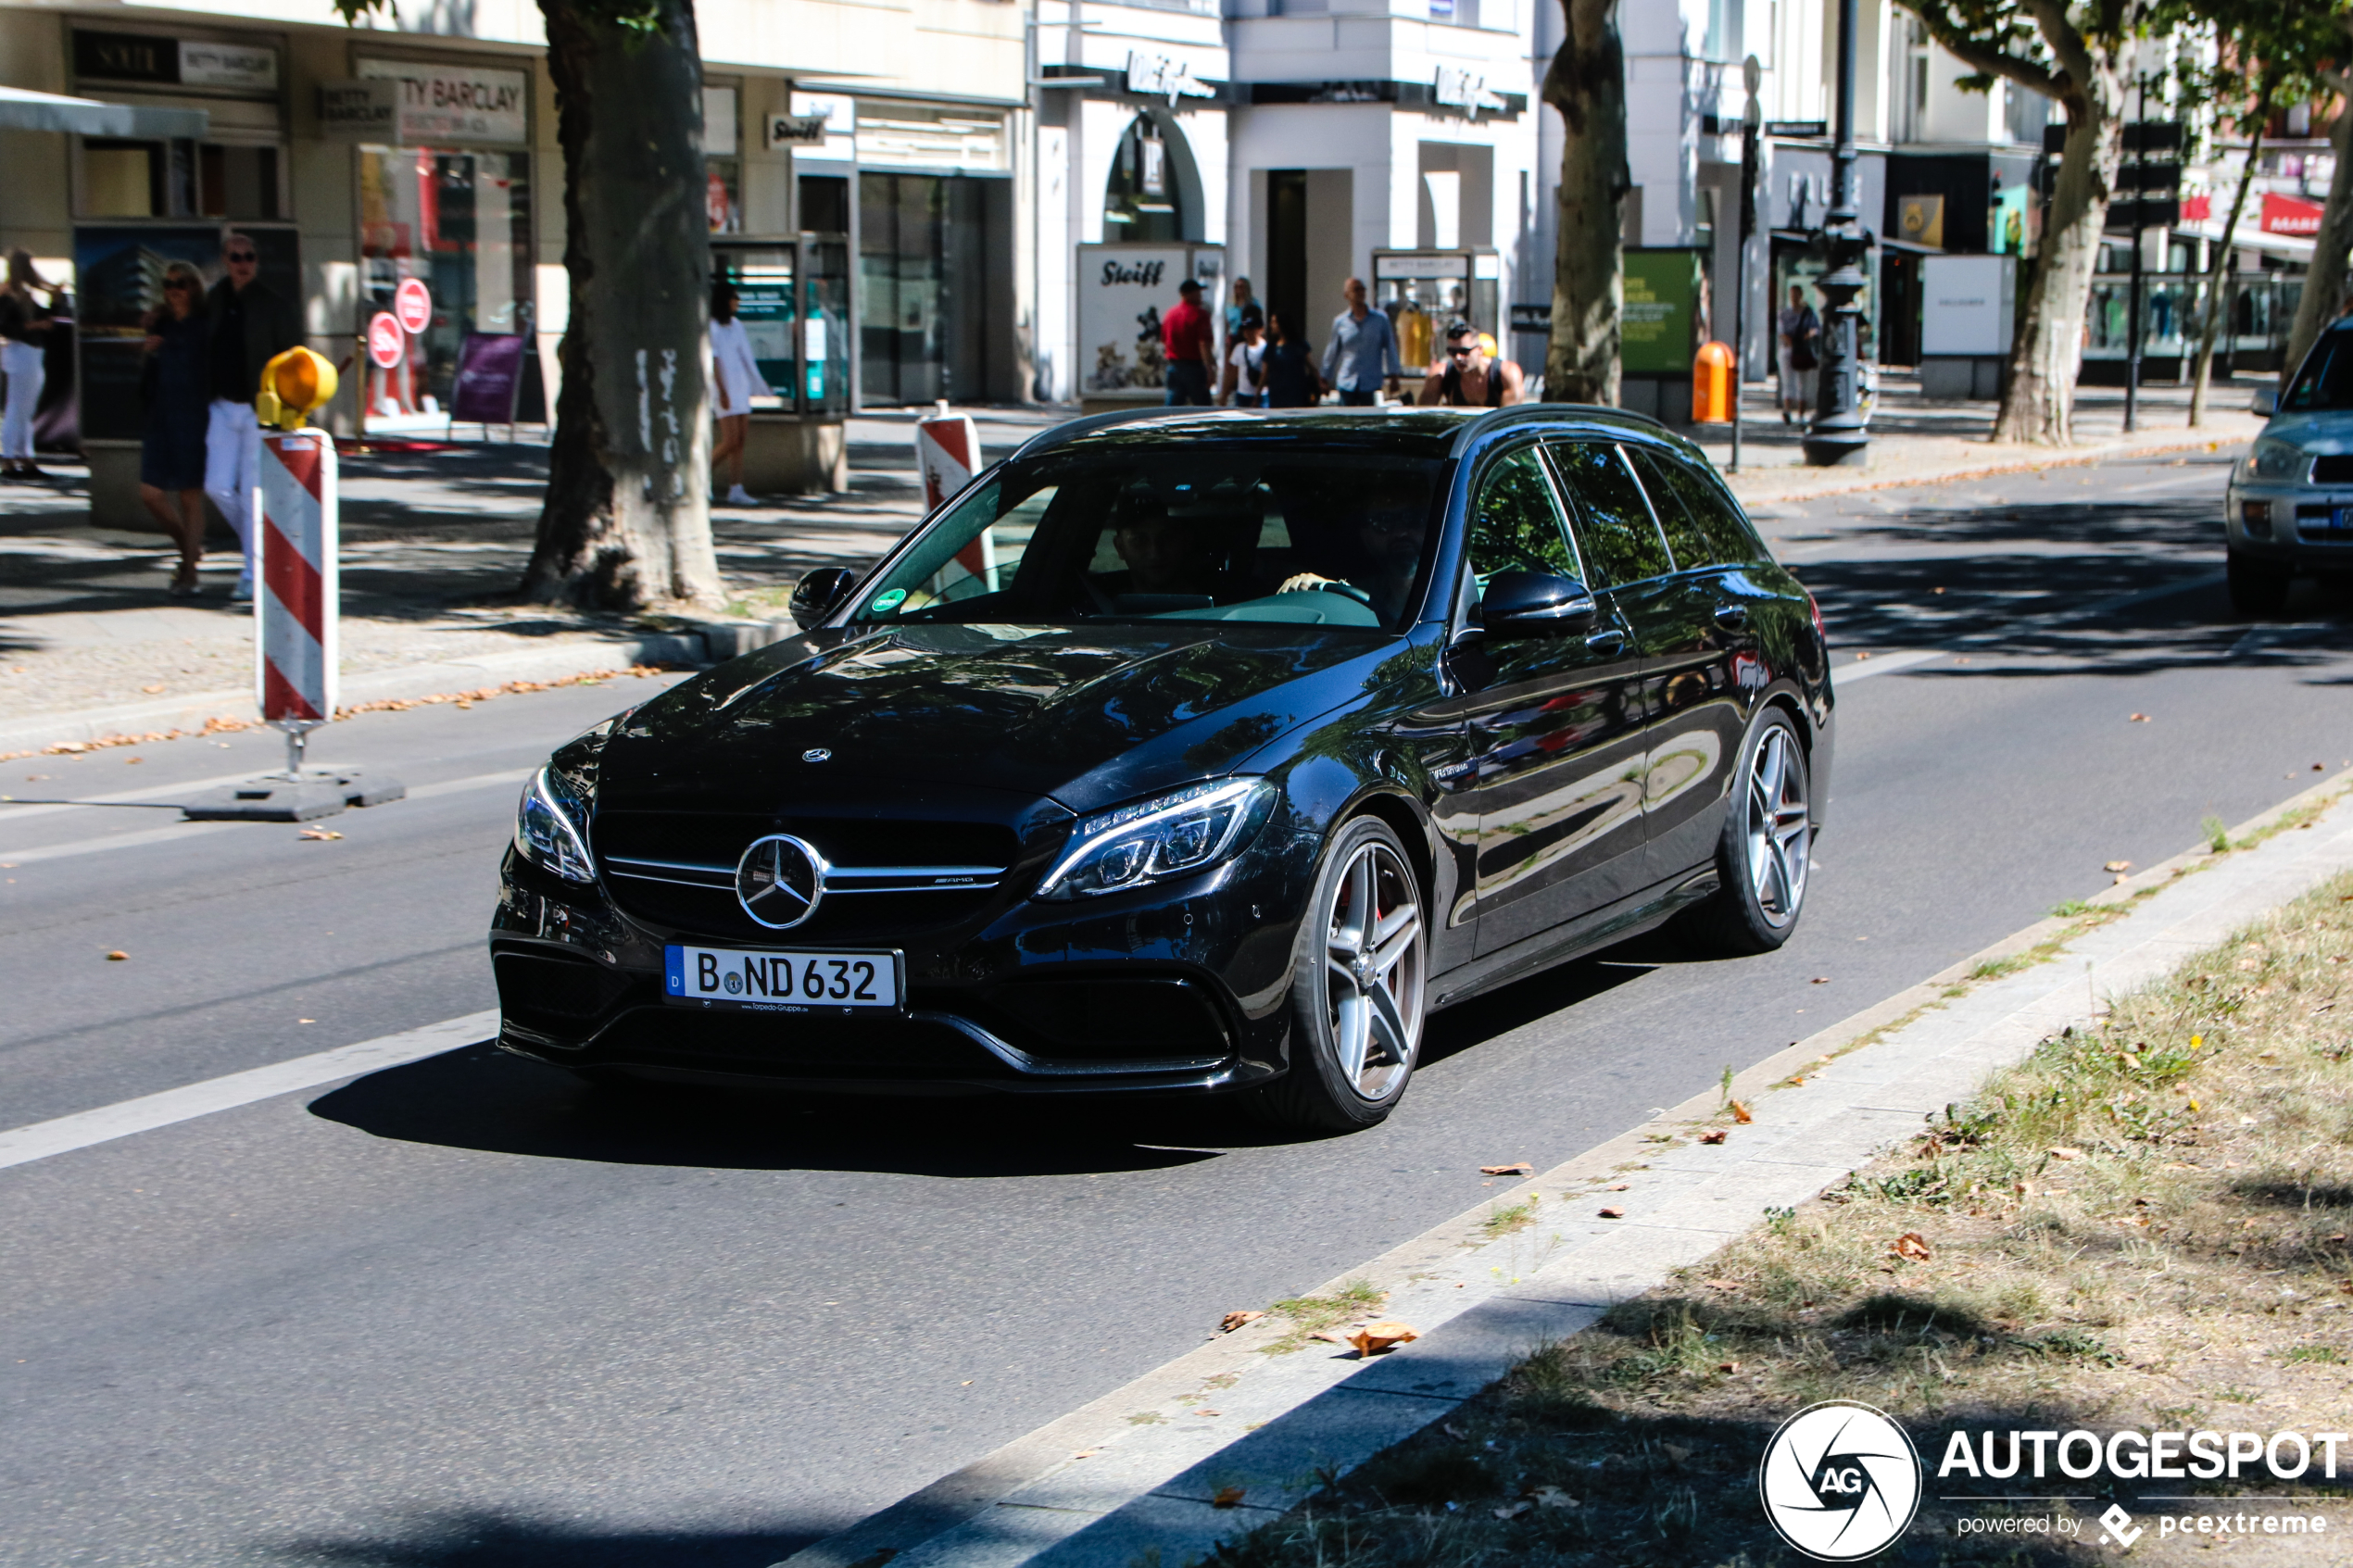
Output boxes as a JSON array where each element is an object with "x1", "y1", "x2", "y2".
[
  {"x1": 275, "y1": 1508, "x2": 813, "y2": 1567},
  {"x1": 309, "y1": 940, "x2": 1665, "y2": 1175}
]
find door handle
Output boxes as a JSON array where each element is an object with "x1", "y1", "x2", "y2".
[
  {"x1": 1584, "y1": 627, "x2": 1628, "y2": 656},
  {"x1": 1712, "y1": 604, "x2": 1751, "y2": 632}
]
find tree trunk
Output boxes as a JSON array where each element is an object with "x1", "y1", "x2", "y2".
[
  {"x1": 1994, "y1": 69, "x2": 2124, "y2": 445},
  {"x1": 522, "y1": 0, "x2": 722, "y2": 611},
  {"x1": 1541, "y1": 0, "x2": 1627, "y2": 405},
  {"x1": 2280, "y1": 100, "x2": 2353, "y2": 383},
  {"x1": 2190, "y1": 108, "x2": 2265, "y2": 427}
]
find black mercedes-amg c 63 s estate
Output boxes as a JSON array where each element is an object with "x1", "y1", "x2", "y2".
[{"x1": 491, "y1": 404, "x2": 1832, "y2": 1129}]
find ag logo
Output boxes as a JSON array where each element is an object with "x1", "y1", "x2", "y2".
[{"x1": 1758, "y1": 1399, "x2": 1922, "y2": 1561}]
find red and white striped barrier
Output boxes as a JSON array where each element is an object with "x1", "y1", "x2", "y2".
[
  {"x1": 255, "y1": 431, "x2": 339, "y2": 728},
  {"x1": 916, "y1": 404, "x2": 990, "y2": 586}
]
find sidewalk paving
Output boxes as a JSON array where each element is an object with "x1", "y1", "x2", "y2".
[
  {"x1": 779, "y1": 768, "x2": 2353, "y2": 1568},
  {"x1": 0, "y1": 379, "x2": 2263, "y2": 755}
]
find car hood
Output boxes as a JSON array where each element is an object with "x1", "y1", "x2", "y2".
[
  {"x1": 2259, "y1": 410, "x2": 2353, "y2": 453},
  {"x1": 597, "y1": 621, "x2": 1404, "y2": 816}
]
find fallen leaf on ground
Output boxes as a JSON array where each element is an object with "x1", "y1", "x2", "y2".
[
  {"x1": 1607, "y1": 1182, "x2": 1630, "y2": 1191},
  {"x1": 124, "y1": 757, "x2": 142, "y2": 764},
  {"x1": 2104, "y1": 859, "x2": 2132, "y2": 873},
  {"x1": 1663, "y1": 1443, "x2": 1693, "y2": 1463},
  {"x1": 1530, "y1": 1486, "x2": 1579, "y2": 1509},
  {"x1": 1893, "y1": 1232, "x2": 1931, "y2": 1261},
  {"x1": 2130, "y1": 712, "x2": 2151, "y2": 722},
  {"x1": 1730, "y1": 1101, "x2": 1753, "y2": 1123},
  {"x1": 1308, "y1": 1329, "x2": 1354, "y2": 1346},
  {"x1": 2048, "y1": 1147, "x2": 2085, "y2": 1161},
  {"x1": 1493, "y1": 1501, "x2": 1531, "y2": 1520},
  {"x1": 1218, "y1": 1311, "x2": 1265, "y2": 1334},
  {"x1": 1480, "y1": 1161, "x2": 1534, "y2": 1176},
  {"x1": 105, "y1": 949, "x2": 128, "y2": 961},
  {"x1": 141, "y1": 684, "x2": 165, "y2": 694},
  {"x1": 298, "y1": 826, "x2": 344, "y2": 841},
  {"x1": 1811, "y1": 976, "x2": 1830, "y2": 985},
  {"x1": 1348, "y1": 1322, "x2": 1418, "y2": 1356},
  {"x1": 1443, "y1": 1422, "x2": 1468, "y2": 1439},
  {"x1": 1212, "y1": 1486, "x2": 1246, "y2": 1509},
  {"x1": 1699, "y1": 1128, "x2": 1728, "y2": 1145},
  {"x1": 1196, "y1": 1409, "x2": 1220, "y2": 1417},
  {"x1": 1703, "y1": 1279, "x2": 1738, "y2": 1291},
  {"x1": 1597, "y1": 1207, "x2": 1624, "y2": 1219},
  {"x1": 1718, "y1": 1361, "x2": 1742, "y2": 1374}
]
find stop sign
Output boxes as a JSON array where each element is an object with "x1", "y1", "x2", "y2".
[
  {"x1": 366, "y1": 311, "x2": 405, "y2": 370},
  {"x1": 394, "y1": 276, "x2": 433, "y2": 335}
]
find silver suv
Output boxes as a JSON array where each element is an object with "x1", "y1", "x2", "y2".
[{"x1": 2227, "y1": 323, "x2": 2353, "y2": 613}]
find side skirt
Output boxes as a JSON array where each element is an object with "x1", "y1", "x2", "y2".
[{"x1": 1426, "y1": 866, "x2": 1721, "y2": 1011}]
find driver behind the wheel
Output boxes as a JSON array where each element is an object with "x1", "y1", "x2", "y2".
[
  {"x1": 1277, "y1": 494, "x2": 1429, "y2": 624},
  {"x1": 1106, "y1": 492, "x2": 1222, "y2": 600}
]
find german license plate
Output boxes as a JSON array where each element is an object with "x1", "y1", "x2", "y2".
[
  {"x1": 663, "y1": 945, "x2": 902, "y2": 1011},
  {"x1": 2331, "y1": 507, "x2": 2353, "y2": 531}
]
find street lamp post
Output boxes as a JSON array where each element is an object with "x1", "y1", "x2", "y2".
[{"x1": 1803, "y1": 0, "x2": 1870, "y2": 467}]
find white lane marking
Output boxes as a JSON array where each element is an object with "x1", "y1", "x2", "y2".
[
  {"x1": 0, "y1": 1010, "x2": 499, "y2": 1173},
  {"x1": 0, "y1": 770, "x2": 527, "y2": 865},
  {"x1": 1832, "y1": 570, "x2": 2232, "y2": 685},
  {"x1": 1836, "y1": 649, "x2": 1945, "y2": 684}
]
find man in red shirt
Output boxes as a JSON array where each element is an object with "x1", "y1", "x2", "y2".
[{"x1": 1161, "y1": 278, "x2": 1216, "y2": 406}]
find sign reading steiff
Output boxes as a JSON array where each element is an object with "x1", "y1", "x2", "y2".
[{"x1": 1076, "y1": 244, "x2": 1224, "y2": 400}]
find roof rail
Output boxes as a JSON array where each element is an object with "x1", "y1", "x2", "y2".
[
  {"x1": 1446, "y1": 400, "x2": 1668, "y2": 456},
  {"x1": 1009, "y1": 405, "x2": 1266, "y2": 461}
]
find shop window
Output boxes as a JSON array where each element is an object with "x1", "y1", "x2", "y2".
[
  {"x1": 359, "y1": 146, "x2": 533, "y2": 413},
  {"x1": 707, "y1": 158, "x2": 742, "y2": 233},
  {"x1": 799, "y1": 174, "x2": 849, "y2": 234},
  {"x1": 80, "y1": 138, "x2": 280, "y2": 219},
  {"x1": 1103, "y1": 119, "x2": 1184, "y2": 243}
]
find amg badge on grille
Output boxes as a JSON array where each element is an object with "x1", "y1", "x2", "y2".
[{"x1": 802, "y1": 747, "x2": 832, "y2": 762}]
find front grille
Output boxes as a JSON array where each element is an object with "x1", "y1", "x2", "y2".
[
  {"x1": 2313, "y1": 455, "x2": 2353, "y2": 484},
  {"x1": 594, "y1": 810, "x2": 1024, "y2": 941}
]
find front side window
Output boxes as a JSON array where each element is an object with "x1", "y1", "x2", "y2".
[
  {"x1": 1629, "y1": 448, "x2": 1768, "y2": 571},
  {"x1": 2284, "y1": 333, "x2": 2353, "y2": 411},
  {"x1": 1545, "y1": 441, "x2": 1672, "y2": 587},
  {"x1": 848, "y1": 445, "x2": 1446, "y2": 633},
  {"x1": 1465, "y1": 445, "x2": 1579, "y2": 591}
]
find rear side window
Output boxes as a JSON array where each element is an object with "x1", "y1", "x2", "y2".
[
  {"x1": 1544, "y1": 441, "x2": 1672, "y2": 587},
  {"x1": 1629, "y1": 448, "x2": 1769, "y2": 570},
  {"x1": 1466, "y1": 445, "x2": 1579, "y2": 591}
]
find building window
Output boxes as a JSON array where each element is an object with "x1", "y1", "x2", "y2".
[
  {"x1": 1103, "y1": 118, "x2": 1185, "y2": 242},
  {"x1": 78, "y1": 138, "x2": 282, "y2": 220},
  {"x1": 358, "y1": 146, "x2": 533, "y2": 409}
]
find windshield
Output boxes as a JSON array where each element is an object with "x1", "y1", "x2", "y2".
[
  {"x1": 848, "y1": 446, "x2": 1449, "y2": 634},
  {"x1": 2284, "y1": 334, "x2": 2353, "y2": 412}
]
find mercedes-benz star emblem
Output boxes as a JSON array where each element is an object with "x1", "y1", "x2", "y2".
[
  {"x1": 802, "y1": 747, "x2": 832, "y2": 763},
  {"x1": 736, "y1": 834, "x2": 826, "y2": 929}
]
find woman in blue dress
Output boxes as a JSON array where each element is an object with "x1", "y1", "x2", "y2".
[{"x1": 139, "y1": 262, "x2": 211, "y2": 597}]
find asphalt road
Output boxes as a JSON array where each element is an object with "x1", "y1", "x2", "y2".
[{"x1": 4, "y1": 450, "x2": 2349, "y2": 1567}]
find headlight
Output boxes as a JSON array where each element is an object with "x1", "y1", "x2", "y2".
[
  {"x1": 1035, "y1": 778, "x2": 1276, "y2": 899},
  {"x1": 514, "y1": 766, "x2": 596, "y2": 883},
  {"x1": 2246, "y1": 435, "x2": 2311, "y2": 483}
]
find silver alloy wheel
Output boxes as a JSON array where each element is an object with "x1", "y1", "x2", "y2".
[
  {"x1": 1322, "y1": 839, "x2": 1426, "y2": 1102},
  {"x1": 1744, "y1": 723, "x2": 1811, "y2": 928}
]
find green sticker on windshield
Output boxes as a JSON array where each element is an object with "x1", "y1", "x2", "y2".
[{"x1": 870, "y1": 588, "x2": 907, "y2": 614}]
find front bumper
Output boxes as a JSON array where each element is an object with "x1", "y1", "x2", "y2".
[
  {"x1": 487, "y1": 826, "x2": 1315, "y2": 1095},
  {"x1": 2225, "y1": 482, "x2": 2353, "y2": 564}
]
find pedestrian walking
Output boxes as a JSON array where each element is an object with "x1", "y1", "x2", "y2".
[
  {"x1": 709, "y1": 280, "x2": 767, "y2": 506},
  {"x1": 1225, "y1": 278, "x2": 1258, "y2": 342},
  {"x1": 1, "y1": 251, "x2": 57, "y2": 481},
  {"x1": 1777, "y1": 283, "x2": 1819, "y2": 423},
  {"x1": 203, "y1": 232, "x2": 302, "y2": 604},
  {"x1": 1221, "y1": 307, "x2": 1268, "y2": 407},
  {"x1": 139, "y1": 262, "x2": 211, "y2": 597},
  {"x1": 1263, "y1": 311, "x2": 1323, "y2": 408},
  {"x1": 1161, "y1": 278, "x2": 1215, "y2": 407},
  {"x1": 1322, "y1": 277, "x2": 1402, "y2": 406},
  {"x1": 1420, "y1": 319, "x2": 1525, "y2": 407}
]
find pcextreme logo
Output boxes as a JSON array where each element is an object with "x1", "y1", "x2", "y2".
[{"x1": 1758, "y1": 1399, "x2": 1924, "y2": 1561}]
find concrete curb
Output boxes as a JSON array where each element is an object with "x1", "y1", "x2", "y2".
[
  {"x1": 1721, "y1": 425, "x2": 2253, "y2": 508},
  {"x1": 777, "y1": 768, "x2": 2353, "y2": 1568},
  {"x1": 0, "y1": 628, "x2": 751, "y2": 759}
]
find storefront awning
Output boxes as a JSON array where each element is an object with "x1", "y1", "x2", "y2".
[
  {"x1": 2177, "y1": 216, "x2": 2315, "y2": 264},
  {"x1": 0, "y1": 85, "x2": 208, "y2": 139}
]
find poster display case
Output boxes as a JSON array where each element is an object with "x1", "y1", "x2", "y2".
[
  {"x1": 1370, "y1": 249, "x2": 1500, "y2": 373},
  {"x1": 711, "y1": 234, "x2": 852, "y2": 418}
]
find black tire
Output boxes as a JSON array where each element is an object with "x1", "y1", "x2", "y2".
[
  {"x1": 1248, "y1": 816, "x2": 1428, "y2": 1133},
  {"x1": 2228, "y1": 549, "x2": 2293, "y2": 617},
  {"x1": 1678, "y1": 709, "x2": 1813, "y2": 956}
]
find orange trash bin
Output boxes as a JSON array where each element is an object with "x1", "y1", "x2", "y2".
[{"x1": 1692, "y1": 341, "x2": 1735, "y2": 423}]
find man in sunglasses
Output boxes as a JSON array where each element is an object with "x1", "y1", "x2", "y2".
[
  {"x1": 203, "y1": 230, "x2": 302, "y2": 605},
  {"x1": 1418, "y1": 319, "x2": 1524, "y2": 408}
]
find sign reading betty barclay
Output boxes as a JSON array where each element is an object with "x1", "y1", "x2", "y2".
[{"x1": 356, "y1": 57, "x2": 528, "y2": 146}]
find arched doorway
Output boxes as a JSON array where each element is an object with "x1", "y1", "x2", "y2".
[{"x1": 1102, "y1": 112, "x2": 1202, "y2": 243}]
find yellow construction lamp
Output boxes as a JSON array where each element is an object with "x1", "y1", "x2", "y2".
[{"x1": 254, "y1": 346, "x2": 339, "y2": 432}]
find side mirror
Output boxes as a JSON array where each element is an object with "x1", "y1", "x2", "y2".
[
  {"x1": 2252, "y1": 385, "x2": 2279, "y2": 417},
  {"x1": 1481, "y1": 571, "x2": 1598, "y2": 637},
  {"x1": 788, "y1": 567, "x2": 859, "y2": 628}
]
